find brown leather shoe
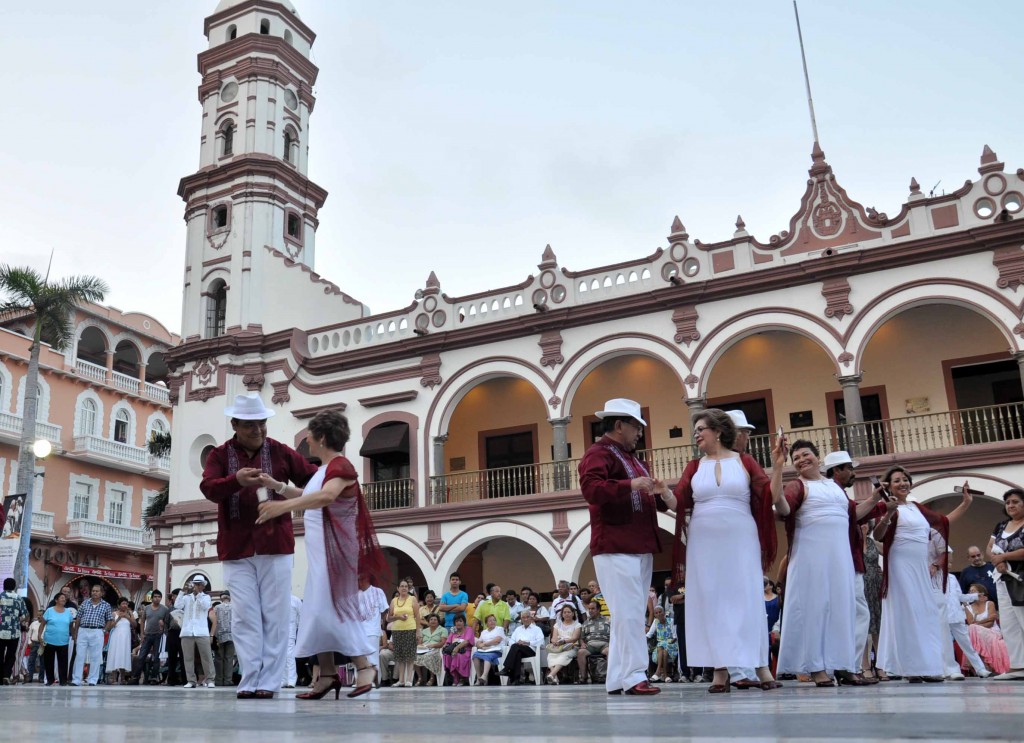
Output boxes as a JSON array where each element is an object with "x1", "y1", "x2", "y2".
[
  {"x1": 732, "y1": 679, "x2": 760, "y2": 690},
  {"x1": 625, "y1": 680, "x2": 661, "y2": 695}
]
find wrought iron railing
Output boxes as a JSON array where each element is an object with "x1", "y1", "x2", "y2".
[
  {"x1": 428, "y1": 402, "x2": 1024, "y2": 505},
  {"x1": 364, "y1": 478, "x2": 416, "y2": 510}
]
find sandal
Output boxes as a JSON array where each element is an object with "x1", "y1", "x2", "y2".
[
  {"x1": 760, "y1": 680, "x2": 783, "y2": 690},
  {"x1": 707, "y1": 683, "x2": 731, "y2": 694}
]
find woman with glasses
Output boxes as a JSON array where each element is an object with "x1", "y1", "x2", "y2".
[{"x1": 672, "y1": 409, "x2": 789, "y2": 693}]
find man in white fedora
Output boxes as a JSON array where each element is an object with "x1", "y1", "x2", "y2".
[
  {"x1": 200, "y1": 392, "x2": 317, "y2": 699},
  {"x1": 823, "y1": 450, "x2": 885, "y2": 685},
  {"x1": 578, "y1": 398, "x2": 675, "y2": 696}
]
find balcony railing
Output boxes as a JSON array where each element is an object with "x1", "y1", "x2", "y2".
[
  {"x1": 66, "y1": 518, "x2": 149, "y2": 547},
  {"x1": 72, "y1": 434, "x2": 170, "y2": 475},
  {"x1": 32, "y1": 511, "x2": 55, "y2": 533},
  {"x1": 429, "y1": 402, "x2": 1024, "y2": 505},
  {"x1": 364, "y1": 478, "x2": 416, "y2": 510},
  {"x1": 111, "y1": 370, "x2": 139, "y2": 393},
  {"x1": 144, "y1": 381, "x2": 170, "y2": 403},
  {"x1": 76, "y1": 359, "x2": 107, "y2": 383},
  {"x1": 0, "y1": 411, "x2": 62, "y2": 446}
]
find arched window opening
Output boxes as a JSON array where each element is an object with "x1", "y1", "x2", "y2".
[
  {"x1": 206, "y1": 281, "x2": 227, "y2": 338},
  {"x1": 212, "y1": 205, "x2": 228, "y2": 229},
  {"x1": 78, "y1": 399, "x2": 98, "y2": 436},
  {"x1": 222, "y1": 121, "x2": 234, "y2": 157},
  {"x1": 284, "y1": 29, "x2": 293, "y2": 45},
  {"x1": 114, "y1": 409, "x2": 130, "y2": 444},
  {"x1": 226, "y1": 24, "x2": 237, "y2": 41},
  {"x1": 286, "y1": 213, "x2": 301, "y2": 239},
  {"x1": 283, "y1": 131, "x2": 294, "y2": 163},
  {"x1": 260, "y1": 19, "x2": 270, "y2": 34}
]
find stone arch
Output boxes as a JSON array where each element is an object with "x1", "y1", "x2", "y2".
[
  {"x1": 145, "y1": 410, "x2": 171, "y2": 441},
  {"x1": 16, "y1": 373, "x2": 51, "y2": 422},
  {"x1": 111, "y1": 335, "x2": 143, "y2": 377},
  {"x1": 847, "y1": 282, "x2": 1020, "y2": 373},
  {"x1": 553, "y1": 334, "x2": 690, "y2": 419},
  {"x1": 108, "y1": 400, "x2": 138, "y2": 445},
  {"x1": 72, "y1": 320, "x2": 112, "y2": 366},
  {"x1": 376, "y1": 530, "x2": 436, "y2": 591},
  {"x1": 435, "y1": 521, "x2": 563, "y2": 595},
  {"x1": 689, "y1": 310, "x2": 845, "y2": 396},
  {"x1": 426, "y1": 358, "x2": 553, "y2": 439},
  {"x1": 73, "y1": 388, "x2": 104, "y2": 437}
]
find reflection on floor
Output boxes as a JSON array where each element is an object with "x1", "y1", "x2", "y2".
[{"x1": 3, "y1": 681, "x2": 1023, "y2": 741}]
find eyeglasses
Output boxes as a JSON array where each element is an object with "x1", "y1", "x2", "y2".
[{"x1": 694, "y1": 426, "x2": 709, "y2": 435}]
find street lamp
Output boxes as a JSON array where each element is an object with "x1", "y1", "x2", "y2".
[{"x1": 13, "y1": 438, "x2": 51, "y2": 597}]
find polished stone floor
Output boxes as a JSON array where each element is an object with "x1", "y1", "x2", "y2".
[{"x1": 3, "y1": 680, "x2": 1022, "y2": 742}]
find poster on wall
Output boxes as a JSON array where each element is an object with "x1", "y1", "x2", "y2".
[{"x1": 0, "y1": 494, "x2": 27, "y2": 586}]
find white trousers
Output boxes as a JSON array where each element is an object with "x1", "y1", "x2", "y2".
[
  {"x1": 284, "y1": 633, "x2": 297, "y2": 686},
  {"x1": 223, "y1": 554, "x2": 292, "y2": 692},
  {"x1": 729, "y1": 667, "x2": 756, "y2": 682},
  {"x1": 854, "y1": 573, "x2": 871, "y2": 670},
  {"x1": 946, "y1": 622, "x2": 986, "y2": 676},
  {"x1": 997, "y1": 582, "x2": 1024, "y2": 668},
  {"x1": 72, "y1": 628, "x2": 104, "y2": 685},
  {"x1": 594, "y1": 552, "x2": 652, "y2": 692}
]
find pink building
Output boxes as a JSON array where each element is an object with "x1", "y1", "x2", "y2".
[{"x1": 0, "y1": 303, "x2": 178, "y2": 610}]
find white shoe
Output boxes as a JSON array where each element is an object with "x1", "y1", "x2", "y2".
[
  {"x1": 649, "y1": 674, "x2": 660, "y2": 682},
  {"x1": 183, "y1": 682, "x2": 197, "y2": 688},
  {"x1": 946, "y1": 673, "x2": 965, "y2": 681},
  {"x1": 203, "y1": 681, "x2": 216, "y2": 688},
  {"x1": 664, "y1": 677, "x2": 674, "y2": 683},
  {"x1": 991, "y1": 670, "x2": 1024, "y2": 680},
  {"x1": 977, "y1": 671, "x2": 992, "y2": 679}
]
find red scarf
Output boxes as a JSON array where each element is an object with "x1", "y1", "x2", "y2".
[
  {"x1": 671, "y1": 453, "x2": 777, "y2": 585},
  {"x1": 879, "y1": 502, "x2": 949, "y2": 598}
]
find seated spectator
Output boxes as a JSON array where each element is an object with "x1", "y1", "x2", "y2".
[
  {"x1": 551, "y1": 580, "x2": 586, "y2": 617},
  {"x1": 472, "y1": 614, "x2": 505, "y2": 685},
  {"x1": 474, "y1": 584, "x2": 511, "y2": 633},
  {"x1": 499, "y1": 610, "x2": 544, "y2": 685},
  {"x1": 578, "y1": 600, "x2": 611, "y2": 684},
  {"x1": 466, "y1": 594, "x2": 485, "y2": 635},
  {"x1": 414, "y1": 613, "x2": 448, "y2": 685},
  {"x1": 525, "y1": 593, "x2": 551, "y2": 637},
  {"x1": 378, "y1": 634, "x2": 397, "y2": 687},
  {"x1": 545, "y1": 605, "x2": 581, "y2": 684},
  {"x1": 506, "y1": 590, "x2": 525, "y2": 633},
  {"x1": 419, "y1": 591, "x2": 441, "y2": 627},
  {"x1": 587, "y1": 580, "x2": 610, "y2": 618},
  {"x1": 965, "y1": 583, "x2": 1010, "y2": 675},
  {"x1": 442, "y1": 615, "x2": 475, "y2": 686},
  {"x1": 646, "y1": 606, "x2": 678, "y2": 682}
]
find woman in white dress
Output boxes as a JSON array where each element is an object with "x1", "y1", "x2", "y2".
[
  {"x1": 257, "y1": 410, "x2": 387, "y2": 700},
  {"x1": 776, "y1": 440, "x2": 863, "y2": 686},
  {"x1": 672, "y1": 409, "x2": 789, "y2": 693},
  {"x1": 105, "y1": 597, "x2": 135, "y2": 684},
  {"x1": 545, "y1": 604, "x2": 582, "y2": 684},
  {"x1": 873, "y1": 466, "x2": 972, "y2": 682}
]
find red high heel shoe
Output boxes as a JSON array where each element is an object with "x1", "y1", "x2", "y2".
[
  {"x1": 348, "y1": 666, "x2": 376, "y2": 698},
  {"x1": 297, "y1": 674, "x2": 342, "y2": 700}
]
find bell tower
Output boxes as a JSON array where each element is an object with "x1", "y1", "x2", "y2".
[{"x1": 177, "y1": 0, "x2": 334, "y2": 341}]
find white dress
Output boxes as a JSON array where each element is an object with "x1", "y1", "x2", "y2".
[
  {"x1": 777, "y1": 479, "x2": 858, "y2": 674},
  {"x1": 292, "y1": 464, "x2": 376, "y2": 658},
  {"x1": 105, "y1": 615, "x2": 133, "y2": 672},
  {"x1": 685, "y1": 457, "x2": 768, "y2": 668},
  {"x1": 876, "y1": 503, "x2": 944, "y2": 676}
]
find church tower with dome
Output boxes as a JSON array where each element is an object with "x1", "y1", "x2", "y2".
[{"x1": 176, "y1": 0, "x2": 366, "y2": 346}]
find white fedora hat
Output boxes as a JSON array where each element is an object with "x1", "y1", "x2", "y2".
[
  {"x1": 190, "y1": 575, "x2": 207, "y2": 585},
  {"x1": 224, "y1": 392, "x2": 276, "y2": 420},
  {"x1": 725, "y1": 410, "x2": 755, "y2": 431},
  {"x1": 821, "y1": 450, "x2": 859, "y2": 470},
  {"x1": 595, "y1": 398, "x2": 647, "y2": 427}
]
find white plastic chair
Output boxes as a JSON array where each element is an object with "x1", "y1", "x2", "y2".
[{"x1": 499, "y1": 643, "x2": 543, "y2": 686}]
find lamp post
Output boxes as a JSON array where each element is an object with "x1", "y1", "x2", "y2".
[{"x1": 12, "y1": 439, "x2": 51, "y2": 597}]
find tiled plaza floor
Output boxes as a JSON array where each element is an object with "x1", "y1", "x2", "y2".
[{"x1": 2, "y1": 680, "x2": 1022, "y2": 741}]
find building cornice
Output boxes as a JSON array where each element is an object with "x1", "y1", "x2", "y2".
[{"x1": 177, "y1": 154, "x2": 328, "y2": 210}]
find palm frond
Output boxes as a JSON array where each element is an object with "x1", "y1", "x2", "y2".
[
  {"x1": 0, "y1": 265, "x2": 45, "y2": 304},
  {"x1": 142, "y1": 486, "x2": 170, "y2": 530},
  {"x1": 148, "y1": 431, "x2": 172, "y2": 458},
  {"x1": 0, "y1": 267, "x2": 109, "y2": 351}
]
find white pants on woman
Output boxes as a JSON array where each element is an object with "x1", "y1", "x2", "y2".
[{"x1": 997, "y1": 581, "x2": 1024, "y2": 669}]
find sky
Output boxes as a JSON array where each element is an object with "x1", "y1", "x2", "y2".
[{"x1": 1, "y1": 1, "x2": 1022, "y2": 335}]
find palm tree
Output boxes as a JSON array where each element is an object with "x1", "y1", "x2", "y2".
[{"x1": 0, "y1": 265, "x2": 108, "y2": 592}]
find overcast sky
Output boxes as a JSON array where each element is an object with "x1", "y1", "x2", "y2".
[{"x1": 2, "y1": 1, "x2": 1021, "y2": 334}]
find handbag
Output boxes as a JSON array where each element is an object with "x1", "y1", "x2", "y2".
[
  {"x1": 545, "y1": 642, "x2": 575, "y2": 653},
  {"x1": 441, "y1": 643, "x2": 455, "y2": 656},
  {"x1": 1002, "y1": 561, "x2": 1024, "y2": 607}
]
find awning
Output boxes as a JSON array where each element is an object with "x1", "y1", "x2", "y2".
[
  {"x1": 359, "y1": 424, "x2": 409, "y2": 457},
  {"x1": 58, "y1": 564, "x2": 152, "y2": 582}
]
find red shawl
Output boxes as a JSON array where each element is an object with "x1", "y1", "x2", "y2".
[
  {"x1": 782, "y1": 479, "x2": 860, "y2": 569},
  {"x1": 879, "y1": 501, "x2": 950, "y2": 599},
  {"x1": 321, "y1": 457, "x2": 390, "y2": 622},
  {"x1": 671, "y1": 453, "x2": 777, "y2": 585}
]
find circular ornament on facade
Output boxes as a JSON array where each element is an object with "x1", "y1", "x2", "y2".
[
  {"x1": 415, "y1": 313, "x2": 430, "y2": 330},
  {"x1": 142, "y1": 320, "x2": 151, "y2": 330},
  {"x1": 550, "y1": 285, "x2": 567, "y2": 303},
  {"x1": 283, "y1": 89, "x2": 298, "y2": 110},
  {"x1": 532, "y1": 289, "x2": 548, "y2": 306},
  {"x1": 974, "y1": 197, "x2": 996, "y2": 219},
  {"x1": 540, "y1": 270, "x2": 556, "y2": 289},
  {"x1": 984, "y1": 174, "x2": 1007, "y2": 196},
  {"x1": 661, "y1": 263, "x2": 680, "y2": 281},
  {"x1": 670, "y1": 243, "x2": 687, "y2": 262},
  {"x1": 1002, "y1": 192, "x2": 1023, "y2": 214},
  {"x1": 220, "y1": 82, "x2": 239, "y2": 103},
  {"x1": 682, "y1": 257, "x2": 700, "y2": 277},
  {"x1": 431, "y1": 310, "x2": 446, "y2": 327},
  {"x1": 423, "y1": 296, "x2": 437, "y2": 312}
]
